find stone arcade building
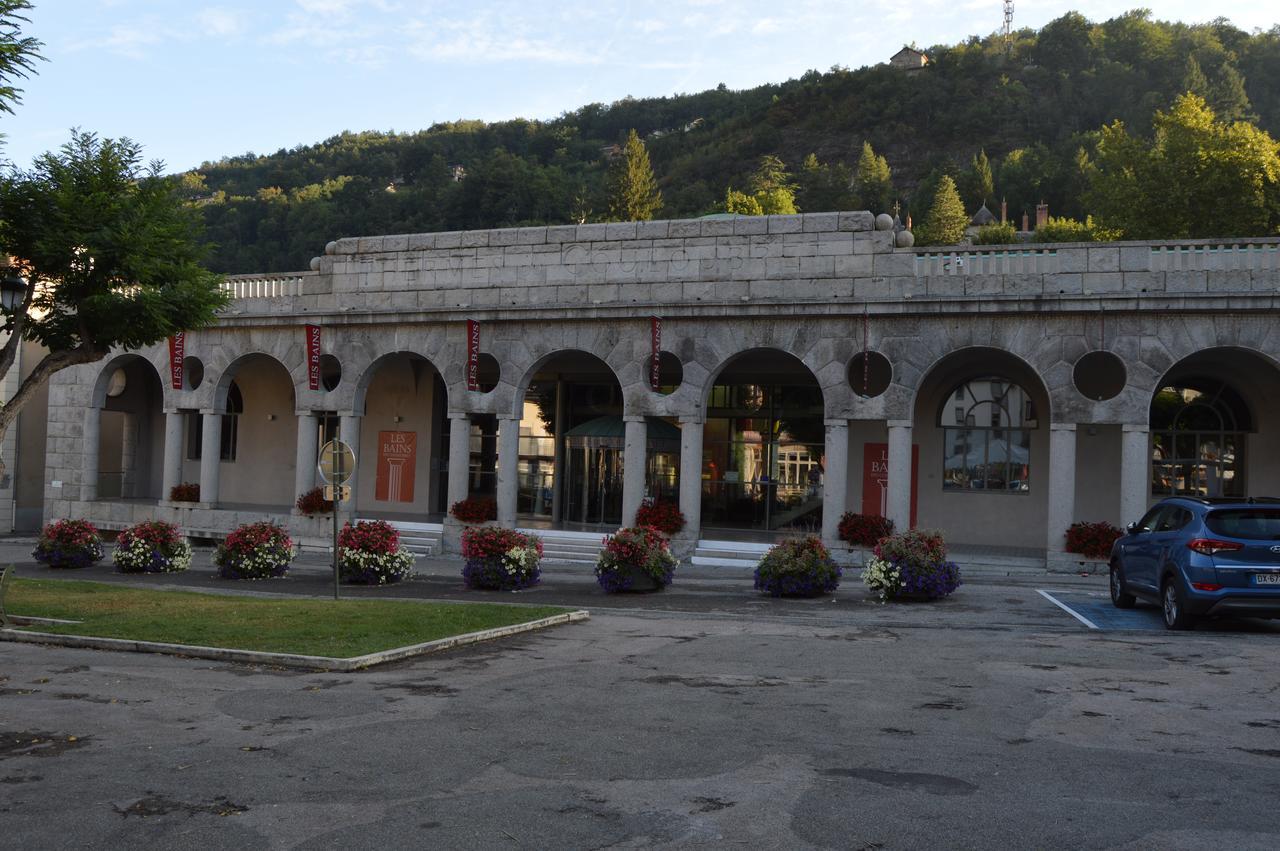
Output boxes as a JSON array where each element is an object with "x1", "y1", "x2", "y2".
[{"x1": 41, "y1": 212, "x2": 1280, "y2": 566}]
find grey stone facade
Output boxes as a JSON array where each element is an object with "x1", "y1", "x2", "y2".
[{"x1": 43, "y1": 212, "x2": 1280, "y2": 563}]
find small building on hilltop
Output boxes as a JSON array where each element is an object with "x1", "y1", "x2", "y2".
[{"x1": 889, "y1": 46, "x2": 929, "y2": 70}]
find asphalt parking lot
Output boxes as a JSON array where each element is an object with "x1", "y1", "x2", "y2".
[{"x1": 3, "y1": 548, "x2": 1280, "y2": 849}]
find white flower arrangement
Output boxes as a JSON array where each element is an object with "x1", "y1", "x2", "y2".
[
  {"x1": 113, "y1": 535, "x2": 193, "y2": 574},
  {"x1": 340, "y1": 547, "x2": 415, "y2": 585},
  {"x1": 861, "y1": 555, "x2": 901, "y2": 601}
]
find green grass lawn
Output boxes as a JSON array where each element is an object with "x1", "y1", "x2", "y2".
[{"x1": 4, "y1": 578, "x2": 571, "y2": 658}]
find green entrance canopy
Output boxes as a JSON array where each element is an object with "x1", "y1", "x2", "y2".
[{"x1": 564, "y1": 415, "x2": 681, "y2": 441}]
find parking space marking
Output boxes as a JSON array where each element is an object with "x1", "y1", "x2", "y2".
[{"x1": 1037, "y1": 589, "x2": 1100, "y2": 630}]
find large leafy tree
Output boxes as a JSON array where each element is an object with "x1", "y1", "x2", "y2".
[
  {"x1": 605, "y1": 129, "x2": 662, "y2": 221},
  {"x1": 1087, "y1": 93, "x2": 1280, "y2": 239},
  {"x1": 724, "y1": 155, "x2": 798, "y2": 215},
  {"x1": 0, "y1": 131, "x2": 228, "y2": 446},
  {"x1": 0, "y1": 0, "x2": 41, "y2": 118}
]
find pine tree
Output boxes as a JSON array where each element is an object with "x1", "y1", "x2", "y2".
[
  {"x1": 852, "y1": 142, "x2": 893, "y2": 213},
  {"x1": 963, "y1": 149, "x2": 995, "y2": 211},
  {"x1": 1210, "y1": 64, "x2": 1255, "y2": 123},
  {"x1": 605, "y1": 129, "x2": 662, "y2": 221},
  {"x1": 917, "y1": 175, "x2": 968, "y2": 245},
  {"x1": 1181, "y1": 56, "x2": 1210, "y2": 100}
]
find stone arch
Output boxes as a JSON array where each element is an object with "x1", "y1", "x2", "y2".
[
  {"x1": 509, "y1": 347, "x2": 625, "y2": 419},
  {"x1": 909, "y1": 345, "x2": 1053, "y2": 425},
  {"x1": 351, "y1": 350, "x2": 449, "y2": 415},
  {"x1": 211, "y1": 352, "x2": 297, "y2": 412},
  {"x1": 91, "y1": 352, "x2": 166, "y2": 408},
  {"x1": 326, "y1": 325, "x2": 455, "y2": 414},
  {"x1": 90, "y1": 353, "x2": 168, "y2": 500}
]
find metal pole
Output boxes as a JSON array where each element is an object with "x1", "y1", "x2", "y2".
[{"x1": 332, "y1": 439, "x2": 340, "y2": 601}]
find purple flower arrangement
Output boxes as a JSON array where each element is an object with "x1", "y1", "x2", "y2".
[
  {"x1": 754, "y1": 536, "x2": 842, "y2": 597},
  {"x1": 33, "y1": 519, "x2": 104, "y2": 569},
  {"x1": 863, "y1": 529, "x2": 962, "y2": 601}
]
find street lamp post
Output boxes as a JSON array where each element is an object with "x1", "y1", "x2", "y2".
[{"x1": 0, "y1": 272, "x2": 25, "y2": 312}]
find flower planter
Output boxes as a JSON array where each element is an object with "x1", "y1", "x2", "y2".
[
  {"x1": 339, "y1": 520, "x2": 415, "y2": 585},
  {"x1": 754, "y1": 536, "x2": 841, "y2": 598},
  {"x1": 113, "y1": 521, "x2": 192, "y2": 574},
  {"x1": 214, "y1": 521, "x2": 296, "y2": 580},
  {"x1": 862, "y1": 530, "x2": 961, "y2": 602},
  {"x1": 609, "y1": 563, "x2": 663, "y2": 593},
  {"x1": 595, "y1": 527, "x2": 678, "y2": 594},
  {"x1": 460, "y1": 527, "x2": 543, "y2": 591},
  {"x1": 33, "y1": 520, "x2": 105, "y2": 570}
]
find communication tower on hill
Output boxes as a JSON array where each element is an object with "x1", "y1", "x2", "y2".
[{"x1": 1003, "y1": 0, "x2": 1015, "y2": 55}]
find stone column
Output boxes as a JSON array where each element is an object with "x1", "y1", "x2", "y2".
[
  {"x1": 496, "y1": 414, "x2": 520, "y2": 526},
  {"x1": 621, "y1": 416, "x2": 647, "y2": 527},
  {"x1": 119, "y1": 413, "x2": 138, "y2": 498},
  {"x1": 821, "y1": 419, "x2": 849, "y2": 548},
  {"x1": 446, "y1": 414, "x2": 471, "y2": 508},
  {"x1": 161, "y1": 410, "x2": 184, "y2": 501},
  {"x1": 294, "y1": 412, "x2": 318, "y2": 505},
  {"x1": 1046, "y1": 423, "x2": 1077, "y2": 556},
  {"x1": 339, "y1": 414, "x2": 361, "y2": 513},
  {"x1": 678, "y1": 417, "x2": 704, "y2": 545},
  {"x1": 1119, "y1": 424, "x2": 1150, "y2": 528},
  {"x1": 551, "y1": 379, "x2": 566, "y2": 524},
  {"x1": 886, "y1": 419, "x2": 913, "y2": 532},
  {"x1": 199, "y1": 410, "x2": 222, "y2": 507},
  {"x1": 81, "y1": 407, "x2": 101, "y2": 502}
]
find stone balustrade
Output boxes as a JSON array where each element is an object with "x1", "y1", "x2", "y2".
[{"x1": 220, "y1": 271, "x2": 319, "y2": 299}]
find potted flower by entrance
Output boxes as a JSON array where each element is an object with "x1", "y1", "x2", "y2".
[
  {"x1": 339, "y1": 519, "x2": 415, "y2": 585},
  {"x1": 837, "y1": 512, "x2": 894, "y2": 549},
  {"x1": 450, "y1": 496, "x2": 497, "y2": 525},
  {"x1": 460, "y1": 526, "x2": 543, "y2": 590},
  {"x1": 862, "y1": 529, "x2": 961, "y2": 601},
  {"x1": 595, "y1": 526, "x2": 678, "y2": 593},
  {"x1": 754, "y1": 536, "x2": 842, "y2": 597},
  {"x1": 634, "y1": 499, "x2": 686, "y2": 536},
  {"x1": 214, "y1": 521, "x2": 296, "y2": 580},
  {"x1": 113, "y1": 520, "x2": 193, "y2": 574},
  {"x1": 33, "y1": 519, "x2": 104, "y2": 569}
]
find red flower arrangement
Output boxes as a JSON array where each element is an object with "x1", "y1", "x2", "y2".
[
  {"x1": 296, "y1": 486, "x2": 334, "y2": 517},
  {"x1": 169, "y1": 482, "x2": 199, "y2": 502},
  {"x1": 1065, "y1": 521, "x2": 1123, "y2": 559},
  {"x1": 837, "y1": 512, "x2": 895, "y2": 548},
  {"x1": 635, "y1": 499, "x2": 686, "y2": 535},
  {"x1": 461, "y1": 525, "x2": 543, "y2": 560},
  {"x1": 339, "y1": 519, "x2": 400, "y2": 555},
  {"x1": 451, "y1": 496, "x2": 497, "y2": 524}
]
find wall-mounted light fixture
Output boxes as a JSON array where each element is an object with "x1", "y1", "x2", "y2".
[
  {"x1": 267, "y1": 414, "x2": 277, "y2": 421},
  {"x1": 393, "y1": 415, "x2": 403, "y2": 424}
]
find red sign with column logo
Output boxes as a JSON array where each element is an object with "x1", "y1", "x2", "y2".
[
  {"x1": 862, "y1": 442, "x2": 919, "y2": 528},
  {"x1": 649, "y1": 316, "x2": 662, "y2": 391},
  {"x1": 466, "y1": 319, "x2": 480, "y2": 391},
  {"x1": 375, "y1": 430, "x2": 417, "y2": 503},
  {"x1": 167, "y1": 333, "x2": 185, "y2": 390},
  {"x1": 305, "y1": 324, "x2": 322, "y2": 390}
]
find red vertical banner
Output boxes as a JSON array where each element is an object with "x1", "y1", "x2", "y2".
[
  {"x1": 649, "y1": 316, "x2": 662, "y2": 391},
  {"x1": 375, "y1": 431, "x2": 417, "y2": 503},
  {"x1": 305, "y1": 324, "x2": 322, "y2": 390},
  {"x1": 466, "y1": 319, "x2": 480, "y2": 391},
  {"x1": 861, "y1": 442, "x2": 919, "y2": 528},
  {"x1": 168, "y1": 332, "x2": 185, "y2": 390}
]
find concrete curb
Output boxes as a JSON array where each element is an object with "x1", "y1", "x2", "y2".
[{"x1": 0, "y1": 610, "x2": 590, "y2": 672}]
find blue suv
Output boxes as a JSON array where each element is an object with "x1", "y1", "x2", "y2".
[{"x1": 1110, "y1": 497, "x2": 1280, "y2": 629}]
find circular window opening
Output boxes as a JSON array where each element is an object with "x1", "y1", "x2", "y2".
[
  {"x1": 319, "y1": 354, "x2": 342, "y2": 392},
  {"x1": 848, "y1": 351, "x2": 892, "y2": 398},
  {"x1": 182, "y1": 356, "x2": 204, "y2": 391},
  {"x1": 1073, "y1": 350, "x2": 1126, "y2": 401},
  {"x1": 105, "y1": 368, "x2": 127, "y2": 397},
  {"x1": 646, "y1": 351, "x2": 683, "y2": 395},
  {"x1": 474, "y1": 353, "x2": 500, "y2": 393}
]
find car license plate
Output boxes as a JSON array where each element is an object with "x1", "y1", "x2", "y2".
[{"x1": 1254, "y1": 574, "x2": 1280, "y2": 585}]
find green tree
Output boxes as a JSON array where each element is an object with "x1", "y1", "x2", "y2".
[
  {"x1": 1210, "y1": 64, "x2": 1254, "y2": 123},
  {"x1": 724, "y1": 188, "x2": 763, "y2": 215},
  {"x1": 916, "y1": 175, "x2": 968, "y2": 245},
  {"x1": 962, "y1": 148, "x2": 995, "y2": 211},
  {"x1": 0, "y1": 131, "x2": 229, "y2": 447},
  {"x1": 605, "y1": 129, "x2": 662, "y2": 221},
  {"x1": 0, "y1": 0, "x2": 41, "y2": 117},
  {"x1": 795, "y1": 153, "x2": 853, "y2": 212},
  {"x1": 724, "y1": 156, "x2": 798, "y2": 215},
  {"x1": 1087, "y1": 93, "x2": 1280, "y2": 239},
  {"x1": 851, "y1": 142, "x2": 893, "y2": 213},
  {"x1": 1181, "y1": 55, "x2": 1210, "y2": 100}
]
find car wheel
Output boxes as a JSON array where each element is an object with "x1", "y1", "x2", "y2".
[
  {"x1": 1162, "y1": 576, "x2": 1195, "y2": 631},
  {"x1": 1110, "y1": 563, "x2": 1136, "y2": 609}
]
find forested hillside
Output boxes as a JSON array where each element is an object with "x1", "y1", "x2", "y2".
[{"x1": 189, "y1": 10, "x2": 1280, "y2": 273}]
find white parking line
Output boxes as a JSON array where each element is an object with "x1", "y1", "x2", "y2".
[{"x1": 1037, "y1": 589, "x2": 1100, "y2": 630}]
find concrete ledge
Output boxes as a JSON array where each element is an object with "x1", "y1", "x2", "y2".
[
  {"x1": 1047, "y1": 554, "x2": 1109, "y2": 575},
  {"x1": 0, "y1": 610, "x2": 590, "y2": 672}
]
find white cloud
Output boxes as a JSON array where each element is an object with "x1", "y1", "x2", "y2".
[{"x1": 197, "y1": 7, "x2": 245, "y2": 38}]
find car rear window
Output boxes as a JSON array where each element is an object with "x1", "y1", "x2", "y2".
[{"x1": 1205, "y1": 509, "x2": 1280, "y2": 540}]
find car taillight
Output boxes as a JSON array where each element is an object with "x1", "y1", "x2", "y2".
[
  {"x1": 1186, "y1": 538, "x2": 1244, "y2": 555},
  {"x1": 1191, "y1": 582, "x2": 1223, "y2": 592}
]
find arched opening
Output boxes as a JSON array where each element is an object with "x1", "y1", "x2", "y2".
[
  {"x1": 909, "y1": 347, "x2": 1050, "y2": 549},
  {"x1": 96, "y1": 356, "x2": 165, "y2": 500},
  {"x1": 516, "y1": 350, "x2": 659, "y2": 528},
  {"x1": 701, "y1": 348, "x2": 824, "y2": 534},
  {"x1": 196, "y1": 354, "x2": 297, "y2": 508},
  {"x1": 1150, "y1": 348, "x2": 1280, "y2": 500},
  {"x1": 353, "y1": 352, "x2": 449, "y2": 518}
]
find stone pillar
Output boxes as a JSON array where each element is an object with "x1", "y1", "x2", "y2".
[
  {"x1": 1120, "y1": 424, "x2": 1150, "y2": 528},
  {"x1": 294, "y1": 412, "x2": 318, "y2": 505},
  {"x1": 678, "y1": 417, "x2": 704, "y2": 545},
  {"x1": 551, "y1": 379, "x2": 566, "y2": 524},
  {"x1": 821, "y1": 419, "x2": 849, "y2": 548},
  {"x1": 199, "y1": 410, "x2": 222, "y2": 507},
  {"x1": 496, "y1": 414, "x2": 520, "y2": 527},
  {"x1": 446, "y1": 414, "x2": 471, "y2": 510},
  {"x1": 119, "y1": 413, "x2": 138, "y2": 498},
  {"x1": 886, "y1": 419, "x2": 913, "y2": 532},
  {"x1": 1047, "y1": 423, "x2": 1077, "y2": 556},
  {"x1": 621, "y1": 416, "x2": 647, "y2": 527},
  {"x1": 161, "y1": 410, "x2": 184, "y2": 501},
  {"x1": 339, "y1": 414, "x2": 361, "y2": 513},
  {"x1": 81, "y1": 407, "x2": 101, "y2": 502}
]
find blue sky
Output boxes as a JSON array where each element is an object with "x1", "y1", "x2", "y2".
[{"x1": 3, "y1": 1, "x2": 1275, "y2": 174}]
